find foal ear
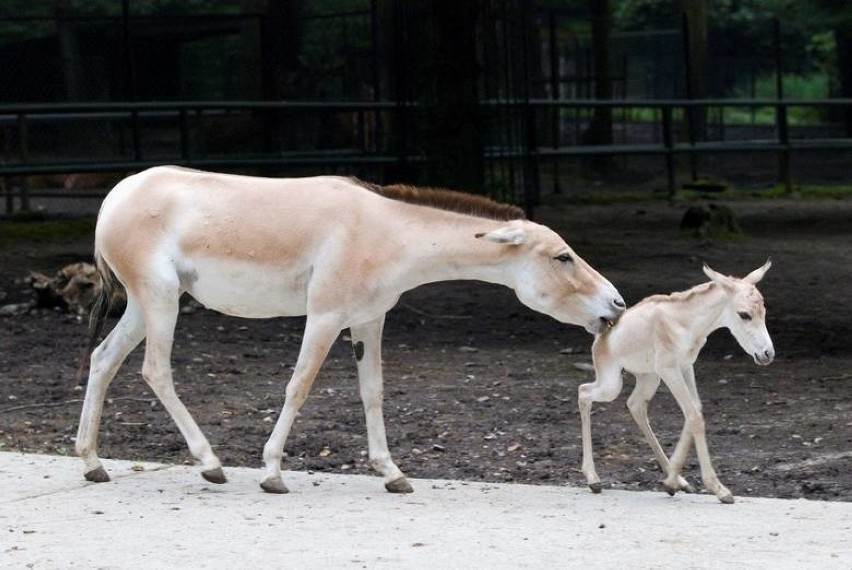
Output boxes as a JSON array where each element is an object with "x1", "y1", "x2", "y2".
[
  {"x1": 702, "y1": 263, "x2": 731, "y2": 286},
  {"x1": 475, "y1": 226, "x2": 526, "y2": 245},
  {"x1": 743, "y1": 258, "x2": 772, "y2": 284}
]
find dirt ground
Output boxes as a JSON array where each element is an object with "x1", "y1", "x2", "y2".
[{"x1": 1, "y1": 195, "x2": 850, "y2": 502}]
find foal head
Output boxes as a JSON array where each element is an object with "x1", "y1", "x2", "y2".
[
  {"x1": 477, "y1": 220, "x2": 625, "y2": 333},
  {"x1": 703, "y1": 260, "x2": 774, "y2": 365}
]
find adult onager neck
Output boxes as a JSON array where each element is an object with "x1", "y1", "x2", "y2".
[
  {"x1": 578, "y1": 261, "x2": 773, "y2": 504},
  {"x1": 77, "y1": 166, "x2": 625, "y2": 494}
]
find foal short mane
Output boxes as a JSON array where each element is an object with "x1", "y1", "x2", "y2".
[
  {"x1": 352, "y1": 179, "x2": 525, "y2": 221},
  {"x1": 637, "y1": 281, "x2": 716, "y2": 306}
]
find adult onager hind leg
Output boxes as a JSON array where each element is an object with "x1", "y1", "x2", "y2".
[
  {"x1": 77, "y1": 166, "x2": 625, "y2": 494},
  {"x1": 578, "y1": 261, "x2": 773, "y2": 504}
]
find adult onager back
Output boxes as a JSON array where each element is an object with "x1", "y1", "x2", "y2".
[
  {"x1": 77, "y1": 166, "x2": 625, "y2": 494},
  {"x1": 578, "y1": 261, "x2": 773, "y2": 504}
]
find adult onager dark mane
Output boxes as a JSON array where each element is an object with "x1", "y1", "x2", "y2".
[
  {"x1": 365, "y1": 182, "x2": 527, "y2": 221},
  {"x1": 76, "y1": 166, "x2": 624, "y2": 495}
]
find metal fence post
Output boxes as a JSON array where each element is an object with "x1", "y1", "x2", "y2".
[
  {"x1": 662, "y1": 105, "x2": 676, "y2": 199},
  {"x1": 773, "y1": 17, "x2": 792, "y2": 193},
  {"x1": 17, "y1": 113, "x2": 30, "y2": 212},
  {"x1": 179, "y1": 108, "x2": 191, "y2": 163}
]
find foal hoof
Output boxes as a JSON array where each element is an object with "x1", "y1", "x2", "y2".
[
  {"x1": 84, "y1": 467, "x2": 111, "y2": 483},
  {"x1": 664, "y1": 485, "x2": 678, "y2": 497},
  {"x1": 260, "y1": 477, "x2": 290, "y2": 494},
  {"x1": 201, "y1": 467, "x2": 227, "y2": 485},
  {"x1": 385, "y1": 477, "x2": 414, "y2": 494},
  {"x1": 588, "y1": 482, "x2": 602, "y2": 494}
]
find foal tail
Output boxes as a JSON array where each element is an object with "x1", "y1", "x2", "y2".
[{"x1": 74, "y1": 250, "x2": 119, "y2": 385}]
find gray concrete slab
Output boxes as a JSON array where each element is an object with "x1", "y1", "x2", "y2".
[{"x1": 1, "y1": 452, "x2": 850, "y2": 569}]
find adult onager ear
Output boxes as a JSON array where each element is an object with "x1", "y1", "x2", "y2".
[
  {"x1": 475, "y1": 224, "x2": 526, "y2": 245},
  {"x1": 76, "y1": 167, "x2": 625, "y2": 495}
]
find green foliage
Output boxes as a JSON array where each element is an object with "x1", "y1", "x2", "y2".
[
  {"x1": 728, "y1": 73, "x2": 831, "y2": 124},
  {"x1": 0, "y1": 218, "x2": 95, "y2": 243}
]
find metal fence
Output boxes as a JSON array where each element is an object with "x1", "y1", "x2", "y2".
[{"x1": 2, "y1": 97, "x2": 851, "y2": 214}]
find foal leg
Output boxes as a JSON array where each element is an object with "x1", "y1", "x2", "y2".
[
  {"x1": 350, "y1": 316, "x2": 411, "y2": 493},
  {"x1": 261, "y1": 314, "x2": 341, "y2": 494},
  {"x1": 578, "y1": 359, "x2": 623, "y2": 493},
  {"x1": 660, "y1": 367, "x2": 733, "y2": 504},
  {"x1": 626, "y1": 374, "x2": 693, "y2": 494},
  {"x1": 76, "y1": 296, "x2": 145, "y2": 482},
  {"x1": 140, "y1": 286, "x2": 224, "y2": 484}
]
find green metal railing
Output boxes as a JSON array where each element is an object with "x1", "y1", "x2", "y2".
[{"x1": 2, "y1": 98, "x2": 852, "y2": 214}]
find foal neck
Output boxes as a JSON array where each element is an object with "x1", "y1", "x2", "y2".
[{"x1": 674, "y1": 281, "x2": 731, "y2": 336}]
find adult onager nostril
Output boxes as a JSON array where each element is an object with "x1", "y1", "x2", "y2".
[{"x1": 613, "y1": 298, "x2": 626, "y2": 309}]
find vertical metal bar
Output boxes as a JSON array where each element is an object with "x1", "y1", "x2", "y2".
[
  {"x1": 521, "y1": 0, "x2": 539, "y2": 215},
  {"x1": 370, "y1": 0, "x2": 383, "y2": 154},
  {"x1": 662, "y1": 105, "x2": 676, "y2": 200},
  {"x1": 394, "y1": 0, "x2": 408, "y2": 176},
  {"x1": 179, "y1": 108, "x2": 190, "y2": 163},
  {"x1": 131, "y1": 109, "x2": 141, "y2": 162},
  {"x1": 681, "y1": 11, "x2": 698, "y2": 181},
  {"x1": 122, "y1": 0, "x2": 140, "y2": 162},
  {"x1": 17, "y1": 113, "x2": 30, "y2": 212},
  {"x1": 773, "y1": 17, "x2": 792, "y2": 193},
  {"x1": 548, "y1": 11, "x2": 560, "y2": 194},
  {"x1": 3, "y1": 178, "x2": 10, "y2": 215}
]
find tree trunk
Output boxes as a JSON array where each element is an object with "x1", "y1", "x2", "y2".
[
  {"x1": 261, "y1": 0, "x2": 302, "y2": 153},
  {"x1": 582, "y1": 0, "x2": 614, "y2": 172},
  {"x1": 680, "y1": 0, "x2": 708, "y2": 140},
  {"x1": 836, "y1": 25, "x2": 852, "y2": 136},
  {"x1": 416, "y1": 1, "x2": 483, "y2": 192}
]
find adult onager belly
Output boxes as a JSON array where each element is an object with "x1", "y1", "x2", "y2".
[{"x1": 76, "y1": 165, "x2": 625, "y2": 494}]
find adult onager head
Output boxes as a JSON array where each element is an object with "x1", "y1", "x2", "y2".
[
  {"x1": 77, "y1": 166, "x2": 625, "y2": 494},
  {"x1": 578, "y1": 260, "x2": 773, "y2": 504}
]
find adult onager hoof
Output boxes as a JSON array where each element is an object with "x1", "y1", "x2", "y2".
[
  {"x1": 201, "y1": 467, "x2": 227, "y2": 484},
  {"x1": 260, "y1": 477, "x2": 289, "y2": 494},
  {"x1": 718, "y1": 492, "x2": 735, "y2": 504},
  {"x1": 588, "y1": 482, "x2": 602, "y2": 494},
  {"x1": 385, "y1": 477, "x2": 414, "y2": 493},
  {"x1": 84, "y1": 467, "x2": 111, "y2": 483}
]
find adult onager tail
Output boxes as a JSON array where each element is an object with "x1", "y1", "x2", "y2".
[
  {"x1": 578, "y1": 261, "x2": 773, "y2": 504},
  {"x1": 77, "y1": 166, "x2": 625, "y2": 494}
]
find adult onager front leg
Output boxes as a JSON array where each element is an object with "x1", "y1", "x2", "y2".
[
  {"x1": 77, "y1": 167, "x2": 625, "y2": 494},
  {"x1": 578, "y1": 261, "x2": 773, "y2": 503}
]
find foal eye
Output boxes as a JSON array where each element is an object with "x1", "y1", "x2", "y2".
[
  {"x1": 554, "y1": 253, "x2": 573, "y2": 263},
  {"x1": 737, "y1": 311, "x2": 752, "y2": 321}
]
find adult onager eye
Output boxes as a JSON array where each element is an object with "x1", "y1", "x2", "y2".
[
  {"x1": 738, "y1": 311, "x2": 752, "y2": 321},
  {"x1": 554, "y1": 252, "x2": 573, "y2": 263}
]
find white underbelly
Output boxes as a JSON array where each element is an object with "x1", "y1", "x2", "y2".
[{"x1": 183, "y1": 257, "x2": 310, "y2": 318}]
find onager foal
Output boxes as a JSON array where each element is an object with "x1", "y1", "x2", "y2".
[
  {"x1": 77, "y1": 166, "x2": 625, "y2": 495},
  {"x1": 578, "y1": 261, "x2": 774, "y2": 504}
]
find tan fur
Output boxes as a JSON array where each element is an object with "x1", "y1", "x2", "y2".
[
  {"x1": 579, "y1": 262, "x2": 773, "y2": 504},
  {"x1": 77, "y1": 166, "x2": 624, "y2": 494}
]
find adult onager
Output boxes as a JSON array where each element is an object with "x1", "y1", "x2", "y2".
[
  {"x1": 578, "y1": 261, "x2": 773, "y2": 504},
  {"x1": 77, "y1": 166, "x2": 625, "y2": 494}
]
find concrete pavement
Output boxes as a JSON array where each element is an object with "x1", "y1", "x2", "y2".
[{"x1": 2, "y1": 452, "x2": 850, "y2": 569}]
